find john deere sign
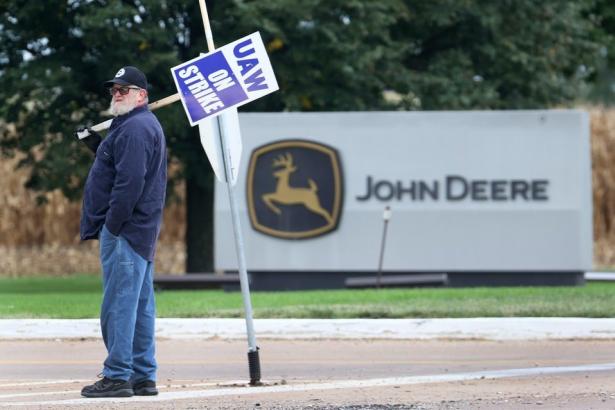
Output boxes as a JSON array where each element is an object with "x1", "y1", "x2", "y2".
[{"x1": 214, "y1": 111, "x2": 591, "y2": 284}]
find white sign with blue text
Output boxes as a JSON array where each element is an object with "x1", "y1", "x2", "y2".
[{"x1": 171, "y1": 32, "x2": 278, "y2": 126}]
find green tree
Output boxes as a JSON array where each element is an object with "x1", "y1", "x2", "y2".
[
  {"x1": 585, "y1": 0, "x2": 615, "y2": 105},
  {"x1": 391, "y1": 0, "x2": 602, "y2": 109},
  {"x1": 0, "y1": 0, "x2": 406, "y2": 272}
]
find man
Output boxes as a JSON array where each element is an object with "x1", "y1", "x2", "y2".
[{"x1": 78, "y1": 66, "x2": 167, "y2": 398}]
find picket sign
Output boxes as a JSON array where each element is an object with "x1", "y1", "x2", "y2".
[{"x1": 170, "y1": 32, "x2": 279, "y2": 127}]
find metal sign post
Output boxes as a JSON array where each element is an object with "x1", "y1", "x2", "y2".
[
  {"x1": 217, "y1": 114, "x2": 260, "y2": 383},
  {"x1": 198, "y1": 0, "x2": 261, "y2": 385},
  {"x1": 376, "y1": 206, "x2": 392, "y2": 288}
]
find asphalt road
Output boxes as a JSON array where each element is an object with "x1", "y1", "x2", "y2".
[{"x1": 1, "y1": 339, "x2": 615, "y2": 409}]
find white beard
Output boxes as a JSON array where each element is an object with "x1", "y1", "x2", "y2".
[{"x1": 109, "y1": 96, "x2": 139, "y2": 117}]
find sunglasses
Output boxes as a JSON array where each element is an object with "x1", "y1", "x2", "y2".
[{"x1": 108, "y1": 86, "x2": 141, "y2": 96}]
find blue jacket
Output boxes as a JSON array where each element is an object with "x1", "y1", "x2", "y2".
[{"x1": 80, "y1": 105, "x2": 167, "y2": 262}]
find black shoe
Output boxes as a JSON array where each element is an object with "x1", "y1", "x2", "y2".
[
  {"x1": 133, "y1": 379, "x2": 158, "y2": 396},
  {"x1": 81, "y1": 377, "x2": 134, "y2": 398}
]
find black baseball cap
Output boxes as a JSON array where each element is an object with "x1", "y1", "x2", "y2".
[{"x1": 103, "y1": 66, "x2": 148, "y2": 90}]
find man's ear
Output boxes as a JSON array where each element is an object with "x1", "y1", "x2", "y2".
[{"x1": 139, "y1": 90, "x2": 148, "y2": 103}]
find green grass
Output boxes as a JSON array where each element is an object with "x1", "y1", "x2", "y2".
[{"x1": 1, "y1": 275, "x2": 615, "y2": 318}]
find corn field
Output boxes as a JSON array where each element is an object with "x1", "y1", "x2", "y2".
[
  {"x1": 591, "y1": 108, "x2": 615, "y2": 268},
  {"x1": 0, "y1": 156, "x2": 186, "y2": 276},
  {"x1": 1, "y1": 108, "x2": 615, "y2": 276}
]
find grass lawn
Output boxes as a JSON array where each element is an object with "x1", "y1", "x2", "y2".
[{"x1": 1, "y1": 275, "x2": 614, "y2": 319}]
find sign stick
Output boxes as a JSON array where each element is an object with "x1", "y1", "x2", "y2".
[{"x1": 198, "y1": 0, "x2": 262, "y2": 385}]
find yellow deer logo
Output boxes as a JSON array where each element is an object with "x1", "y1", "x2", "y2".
[{"x1": 262, "y1": 153, "x2": 333, "y2": 224}]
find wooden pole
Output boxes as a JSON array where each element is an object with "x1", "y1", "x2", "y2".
[{"x1": 89, "y1": 93, "x2": 181, "y2": 133}]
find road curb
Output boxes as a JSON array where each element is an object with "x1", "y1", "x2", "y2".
[{"x1": 2, "y1": 318, "x2": 615, "y2": 340}]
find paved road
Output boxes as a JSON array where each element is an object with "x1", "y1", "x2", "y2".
[{"x1": 1, "y1": 339, "x2": 615, "y2": 409}]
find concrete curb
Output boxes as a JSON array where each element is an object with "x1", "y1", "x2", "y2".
[{"x1": 2, "y1": 318, "x2": 615, "y2": 340}]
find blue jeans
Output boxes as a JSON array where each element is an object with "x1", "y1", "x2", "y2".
[{"x1": 99, "y1": 225, "x2": 157, "y2": 382}]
